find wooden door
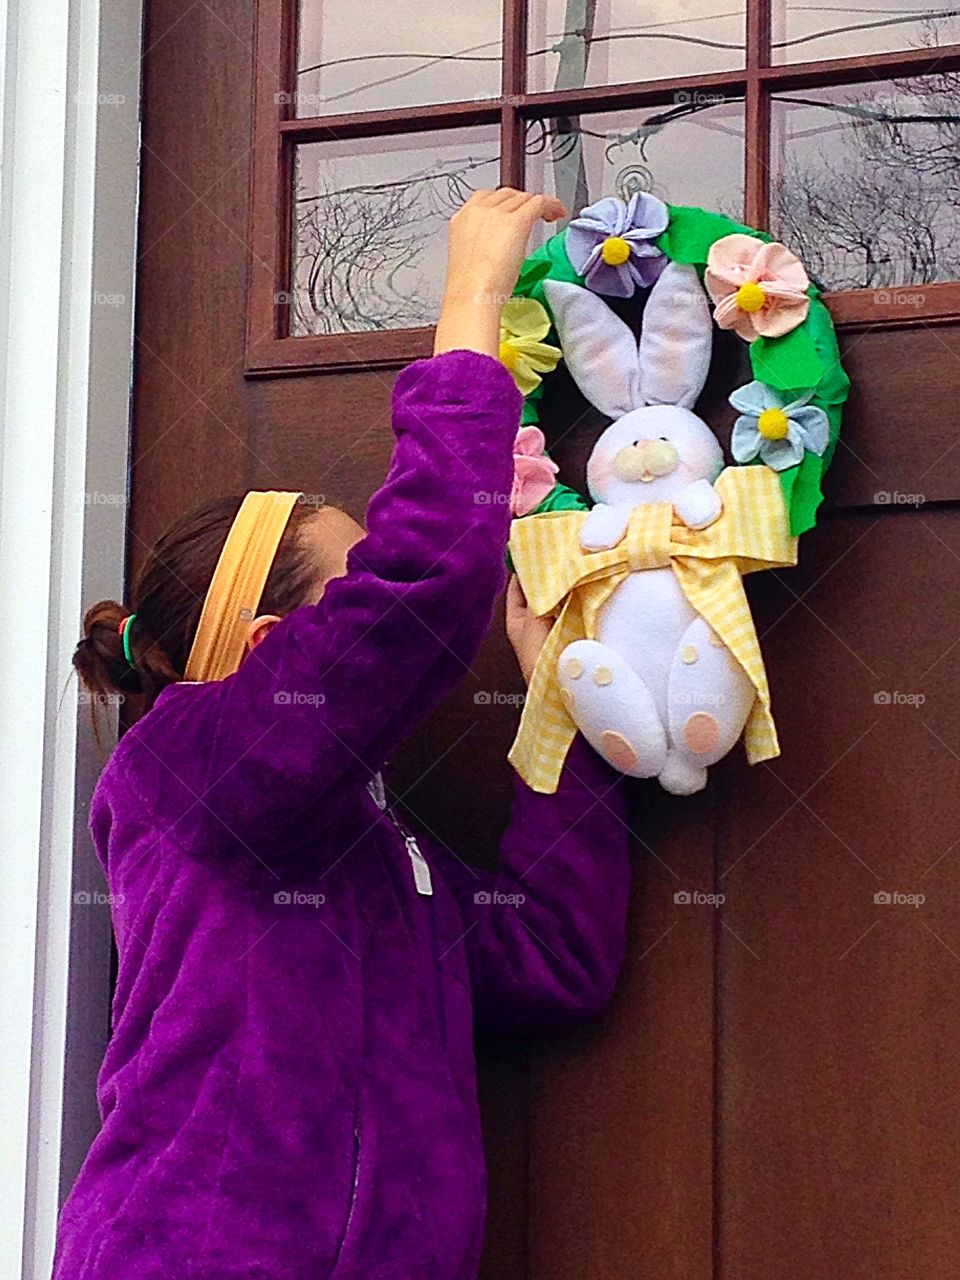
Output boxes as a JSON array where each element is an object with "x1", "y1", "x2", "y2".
[{"x1": 131, "y1": 1, "x2": 960, "y2": 1276}]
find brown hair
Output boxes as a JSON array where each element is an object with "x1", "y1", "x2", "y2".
[{"x1": 73, "y1": 496, "x2": 323, "y2": 733}]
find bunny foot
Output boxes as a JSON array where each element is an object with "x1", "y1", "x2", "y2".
[
  {"x1": 666, "y1": 617, "x2": 755, "y2": 767},
  {"x1": 558, "y1": 639, "x2": 667, "y2": 778},
  {"x1": 658, "y1": 750, "x2": 708, "y2": 796}
]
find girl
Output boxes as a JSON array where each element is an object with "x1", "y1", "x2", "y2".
[{"x1": 58, "y1": 189, "x2": 632, "y2": 1280}]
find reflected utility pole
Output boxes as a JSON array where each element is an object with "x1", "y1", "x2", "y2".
[{"x1": 551, "y1": 0, "x2": 597, "y2": 218}]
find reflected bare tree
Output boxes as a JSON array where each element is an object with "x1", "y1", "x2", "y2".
[
  {"x1": 773, "y1": 28, "x2": 960, "y2": 289},
  {"x1": 292, "y1": 157, "x2": 493, "y2": 335},
  {"x1": 774, "y1": 145, "x2": 952, "y2": 290},
  {"x1": 293, "y1": 180, "x2": 432, "y2": 334}
]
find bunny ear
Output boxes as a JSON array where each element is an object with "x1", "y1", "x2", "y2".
[
  {"x1": 637, "y1": 262, "x2": 713, "y2": 409},
  {"x1": 542, "y1": 279, "x2": 642, "y2": 419}
]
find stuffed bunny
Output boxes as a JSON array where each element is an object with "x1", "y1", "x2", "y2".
[{"x1": 542, "y1": 263, "x2": 756, "y2": 795}]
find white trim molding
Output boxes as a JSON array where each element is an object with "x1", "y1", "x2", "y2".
[{"x1": 0, "y1": 0, "x2": 142, "y2": 1273}]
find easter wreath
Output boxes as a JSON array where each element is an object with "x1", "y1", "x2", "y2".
[
  {"x1": 500, "y1": 194, "x2": 852, "y2": 797},
  {"x1": 500, "y1": 193, "x2": 851, "y2": 538}
]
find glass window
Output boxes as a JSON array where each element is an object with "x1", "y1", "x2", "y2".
[
  {"x1": 527, "y1": 0, "x2": 746, "y2": 93},
  {"x1": 296, "y1": 0, "x2": 503, "y2": 116},
  {"x1": 770, "y1": 75, "x2": 960, "y2": 289},
  {"x1": 526, "y1": 98, "x2": 745, "y2": 233},
  {"x1": 291, "y1": 127, "x2": 501, "y2": 336},
  {"x1": 254, "y1": 0, "x2": 960, "y2": 369},
  {"x1": 772, "y1": 2, "x2": 960, "y2": 65}
]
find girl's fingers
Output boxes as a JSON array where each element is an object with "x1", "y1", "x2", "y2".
[
  {"x1": 498, "y1": 190, "x2": 538, "y2": 213},
  {"x1": 497, "y1": 191, "x2": 568, "y2": 221},
  {"x1": 506, "y1": 575, "x2": 527, "y2": 617},
  {"x1": 519, "y1": 194, "x2": 567, "y2": 224},
  {"x1": 467, "y1": 188, "x2": 566, "y2": 220},
  {"x1": 482, "y1": 187, "x2": 524, "y2": 207}
]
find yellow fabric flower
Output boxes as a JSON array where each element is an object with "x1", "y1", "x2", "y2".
[{"x1": 498, "y1": 298, "x2": 562, "y2": 395}]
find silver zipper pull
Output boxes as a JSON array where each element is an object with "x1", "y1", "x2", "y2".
[{"x1": 405, "y1": 835, "x2": 433, "y2": 897}]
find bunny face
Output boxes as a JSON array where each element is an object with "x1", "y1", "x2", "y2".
[
  {"x1": 587, "y1": 406, "x2": 723, "y2": 507},
  {"x1": 543, "y1": 262, "x2": 723, "y2": 509}
]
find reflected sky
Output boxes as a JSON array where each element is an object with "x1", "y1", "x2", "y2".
[
  {"x1": 294, "y1": 2, "x2": 960, "y2": 119},
  {"x1": 772, "y1": 2, "x2": 960, "y2": 64},
  {"x1": 525, "y1": 99, "x2": 746, "y2": 237},
  {"x1": 528, "y1": 1, "x2": 746, "y2": 91},
  {"x1": 297, "y1": 0, "x2": 503, "y2": 115}
]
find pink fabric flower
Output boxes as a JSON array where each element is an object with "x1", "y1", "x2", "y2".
[
  {"x1": 705, "y1": 235, "x2": 810, "y2": 340},
  {"x1": 511, "y1": 426, "x2": 559, "y2": 517}
]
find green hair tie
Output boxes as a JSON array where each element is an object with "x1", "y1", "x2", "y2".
[{"x1": 120, "y1": 612, "x2": 137, "y2": 667}]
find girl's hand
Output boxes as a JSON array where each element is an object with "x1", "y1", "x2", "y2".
[
  {"x1": 434, "y1": 188, "x2": 567, "y2": 359},
  {"x1": 506, "y1": 575, "x2": 553, "y2": 686}
]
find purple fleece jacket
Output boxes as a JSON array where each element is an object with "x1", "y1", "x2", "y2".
[{"x1": 53, "y1": 351, "x2": 631, "y2": 1280}]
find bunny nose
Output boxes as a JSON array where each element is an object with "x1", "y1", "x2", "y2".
[{"x1": 614, "y1": 439, "x2": 679, "y2": 482}]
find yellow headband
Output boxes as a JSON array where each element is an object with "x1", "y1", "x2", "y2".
[{"x1": 184, "y1": 490, "x2": 301, "y2": 683}]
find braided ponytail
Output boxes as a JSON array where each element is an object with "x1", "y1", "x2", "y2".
[{"x1": 74, "y1": 602, "x2": 179, "y2": 700}]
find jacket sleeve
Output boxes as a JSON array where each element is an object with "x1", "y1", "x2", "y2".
[
  {"x1": 437, "y1": 735, "x2": 632, "y2": 1034},
  {"x1": 122, "y1": 350, "x2": 522, "y2": 861}
]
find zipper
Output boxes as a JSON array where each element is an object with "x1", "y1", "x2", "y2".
[
  {"x1": 368, "y1": 775, "x2": 445, "y2": 1043},
  {"x1": 331, "y1": 1111, "x2": 362, "y2": 1275},
  {"x1": 369, "y1": 775, "x2": 433, "y2": 896},
  {"x1": 402, "y1": 833, "x2": 434, "y2": 897}
]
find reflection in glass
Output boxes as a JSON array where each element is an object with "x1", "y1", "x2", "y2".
[
  {"x1": 527, "y1": 0, "x2": 746, "y2": 93},
  {"x1": 291, "y1": 129, "x2": 500, "y2": 336},
  {"x1": 770, "y1": 76, "x2": 960, "y2": 290},
  {"x1": 525, "y1": 98, "x2": 745, "y2": 233},
  {"x1": 296, "y1": 0, "x2": 503, "y2": 117},
  {"x1": 772, "y1": 2, "x2": 960, "y2": 64}
]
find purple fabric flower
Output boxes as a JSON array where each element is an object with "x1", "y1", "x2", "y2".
[{"x1": 565, "y1": 192, "x2": 670, "y2": 298}]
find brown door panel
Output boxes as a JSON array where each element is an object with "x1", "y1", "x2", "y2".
[
  {"x1": 527, "y1": 786, "x2": 718, "y2": 1280},
  {"x1": 721, "y1": 510, "x2": 960, "y2": 1279},
  {"x1": 828, "y1": 325, "x2": 960, "y2": 510},
  {"x1": 131, "y1": 1, "x2": 960, "y2": 1275}
]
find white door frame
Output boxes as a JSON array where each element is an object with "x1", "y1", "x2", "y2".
[{"x1": 0, "y1": 0, "x2": 143, "y2": 1272}]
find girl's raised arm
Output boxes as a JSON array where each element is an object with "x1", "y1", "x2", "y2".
[{"x1": 110, "y1": 191, "x2": 566, "y2": 865}]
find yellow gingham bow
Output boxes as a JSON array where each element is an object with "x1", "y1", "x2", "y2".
[{"x1": 508, "y1": 466, "x2": 799, "y2": 794}]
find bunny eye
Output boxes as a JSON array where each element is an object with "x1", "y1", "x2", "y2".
[{"x1": 659, "y1": 436, "x2": 668, "y2": 442}]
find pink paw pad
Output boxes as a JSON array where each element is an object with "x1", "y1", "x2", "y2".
[
  {"x1": 683, "y1": 712, "x2": 719, "y2": 755},
  {"x1": 600, "y1": 730, "x2": 639, "y2": 772}
]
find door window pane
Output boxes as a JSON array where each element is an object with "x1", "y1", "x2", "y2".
[
  {"x1": 296, "y1": 0, "x2": 503, "y2": 116},
  {"x1": 770, "y1": 76, "x2": 960, "y2": 290},
  {"x1": 525, "y1": 98, "x2": 745, "y2": 232},
  {"x1": 291, "y1": 127, "x2": 500, "y2": 336},
  {"x1": 528, "y1": 0, "x2": 746, "y2": 93},
  {"x1": 772, "y1": 2, "x2": 960, "y2": 64}
]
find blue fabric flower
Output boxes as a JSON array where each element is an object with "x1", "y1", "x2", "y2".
[
  {"x1": 565, "y1": 193, "x2": 669, "y2": 298},
  {"x1": 729, "y1": 380, "x2": 830, "y2": 472}
]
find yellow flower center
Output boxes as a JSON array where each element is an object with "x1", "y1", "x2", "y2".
[
  {"x1": 601, "y1": 235, "x2": 631, "y2": 266},
  {"x1": 757, "y1": 407, "x2": 790, "y2": 440},
  {"x1": 735, "y1": 281, "x2": 767, "y2": 313},
  {"x1": 499, "y1": 340, "x2": 518, "y2": 370}
]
